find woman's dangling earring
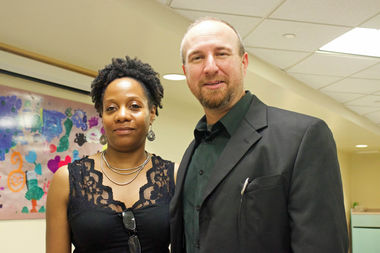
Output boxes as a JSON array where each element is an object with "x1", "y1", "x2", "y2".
[
  {"x1": 147, "y1": 124, "x2": 155, "y2": 141},
  {"x1": 99, "y1": 134, "x2": 107, "y2": 145}
]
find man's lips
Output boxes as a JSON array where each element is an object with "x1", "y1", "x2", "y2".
[
  {"x1": 204, "y1": 80, "x2": 224, "y2": 85},
  {"x1": 203, "y1": 80, "x2": 225, "y2": 89}
]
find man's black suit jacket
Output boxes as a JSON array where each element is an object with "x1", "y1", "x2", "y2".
[{"x1": 170, "y1": 94, "x2": 348, "y2": 253}]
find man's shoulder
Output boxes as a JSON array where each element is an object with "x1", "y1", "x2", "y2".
[
  {"x1": 265, "y1": 105, "x2": 332, "y2": 138},
  {"x1": 247, "y1": 94, "x2": 324, "y2": 128},
  {"x1": 268, "y1": 105, "x2": 320, "y2": 123}
]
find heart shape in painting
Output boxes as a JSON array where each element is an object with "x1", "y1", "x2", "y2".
[
  {"x1": 48, "y1": 155, "x2": 72, "y2": 173},
  {"x1": 58, "y1": 155, "x2": 71, "y2": 168},
  {"x1": 49, "y1": 144, "x2": 57, "y2": 153},
  {"x1": 47, "y1": 156, "x2": 60, "y2": 173},
  {"x1": 25, "y1": 151, "x2": 37, "y2": 164}
]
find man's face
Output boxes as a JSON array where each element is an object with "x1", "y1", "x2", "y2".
[{"x1": 182, "y1": 21, "x2": 248, "y2": 111}]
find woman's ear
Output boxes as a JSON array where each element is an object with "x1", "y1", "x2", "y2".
[{"x1": 150, "y1": 106, "x2": 156, "y2": 123}]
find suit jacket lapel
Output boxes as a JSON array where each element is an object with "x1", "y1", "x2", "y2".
[{"x1": 200, "y1": 95, "x2": 268, "y2": 205}]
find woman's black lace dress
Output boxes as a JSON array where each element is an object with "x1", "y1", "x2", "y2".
[{"x1": 67, "y1": 154, "x2": 175, "y2": 253}]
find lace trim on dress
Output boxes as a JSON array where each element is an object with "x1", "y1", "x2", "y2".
[
  {"x1": 68, "y1": 155, "x2": 175, "y2": 218},
  {"x1": 133, "y1": 155, "x2": 174, "y2": 209}
]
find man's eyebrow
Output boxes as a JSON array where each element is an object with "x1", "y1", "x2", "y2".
[
  {"x1": 215, "y1": 46, "x2": 232, "y2": 51},
  {"x1": 188, "y1": 47, "x2": 232, "y2": 56},
  {"x1": 187, "y1": 50, "x2": 203, "y2": 60},
  {"x1": 188, "y1": 50, "x2": 202, "y2": 56}
]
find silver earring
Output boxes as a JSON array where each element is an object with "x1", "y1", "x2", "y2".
[
  {"x1": 99, "y1": 134, "x2": 107, "y2": 145},
  {"x1": 147, "y1": 125, "x2": 155, "y2": 141}
]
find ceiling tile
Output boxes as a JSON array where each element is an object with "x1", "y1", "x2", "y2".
[
  {"x1": 353, "y1": 63, "x2": 380, "y2": 79},
  {"x1": 244, "y1": 19, "x2": 349, "y2": 51},
  {"x1": 360, "y1": 13, "x2": 380, "y2": 29},
  {"x1": 246, "y1": 47, "x2": 310, "y2": 69},
  {"x1": 365, "y1": 110, "x2": 380, "y2": 123},
  {"x1": 346, "y1": 95, "x2": 380, "y2": 107},
  {"x1": 173, "y1": 10, "x2": 262, "y2": 37},
  {"x1": 170, "y1": 0, "x2": 282, "y2": 17},
  {"x1": 288, "y1": 52, "x2": 379, "y2": 76},
  {"x1": 321, "y1": 78, "x2": 380, "y2": 94},
  {"x1": 346, "y1": 105, "x2": 380, "y2": 115},
  {"x1": 321, "y1": 91, "x2": 364, "y2": 103},
  {"x1": 270, "y1": 0, "x2": 380, "y2": 26},
  {"x1": 287, "y1": 72, "x2": 342, "y2": 89}
]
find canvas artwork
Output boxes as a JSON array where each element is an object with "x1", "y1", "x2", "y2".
[{"x1": 0, "y1": 84, "x2": 104, "y2": 219}]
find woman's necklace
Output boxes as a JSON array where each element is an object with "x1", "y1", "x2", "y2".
[
  {"x1": 100, "y1": 151, "x2": 151, "y2": 186},
  {"x1": 102, "y1": 151, "x2": 151, "y2": 175}
]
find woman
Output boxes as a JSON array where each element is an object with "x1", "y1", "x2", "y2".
[{"x1": 46, "y1": 56, "x2": 176, "y2": 253}]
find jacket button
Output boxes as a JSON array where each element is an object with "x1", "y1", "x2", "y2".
[
  {"x1": 199, "y1": 170, "x2": 204, "y2": 175},
  {"x1": 196, "y1": 205, "x2": 201, "y2": 211}
]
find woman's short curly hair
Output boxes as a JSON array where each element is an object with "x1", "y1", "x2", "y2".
[{"x1": 90, "y1": 56, "x2": 163, "y2": 117}]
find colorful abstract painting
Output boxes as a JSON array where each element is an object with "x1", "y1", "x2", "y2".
[{"x1": 0, "y1": 84, "x2": 104, "y2": 219}]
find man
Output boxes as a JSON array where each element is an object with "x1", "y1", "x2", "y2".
[{"x1": 170, "y1": 17, "x2": 348, "y2": 253}]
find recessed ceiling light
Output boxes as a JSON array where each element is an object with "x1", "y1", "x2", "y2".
[
  {"x1": 355, "y1": 144, "x2": 368, "y2": 148},
  {"x1": 320, "y1": 27, "x2": 380, "y2": 58},
  {"x1": 282, "y1": 33, "x2": 296, "y2": 39},
  {"x1": 163, "y1": 74, "x2": 186, "y2": 81}
]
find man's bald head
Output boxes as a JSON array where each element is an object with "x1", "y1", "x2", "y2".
[{"x1": 180, "y1": 17, "x2": 245, "y2": 64}]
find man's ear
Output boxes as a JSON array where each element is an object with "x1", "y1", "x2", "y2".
[
  {"x1": 242, "y1": 52, "x2": 248, "y2": 76},
  {"x1": 182, "y1": 64, "x2": 187, "y2": 76}
]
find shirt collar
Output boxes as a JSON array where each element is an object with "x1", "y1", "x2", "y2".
[
  {"x1": 220, "y1": 91, "x2": 253, "y2": 136},
  {"x1": 194, "y1": 116, "x2": 224, "y2": 141},
  {"x1": 194, "y1": 91, "x2": 253, "y2": 140}
]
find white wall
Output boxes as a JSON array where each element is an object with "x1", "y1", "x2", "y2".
[{"x1": 0, "y1": 219, "x2": 45, "y2": 253}]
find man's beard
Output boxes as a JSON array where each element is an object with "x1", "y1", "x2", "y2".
[{"x1": 198, "y1": 88, "x2": 233, "y2": 110}]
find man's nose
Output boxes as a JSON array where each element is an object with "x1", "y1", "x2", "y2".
[{"x1": 204, "y1": 55, "x2": 218, "y2": 74}]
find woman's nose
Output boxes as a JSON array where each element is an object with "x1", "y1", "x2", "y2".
[{"x1": 115, "y1": 107, "x2": 131, "y2": 122}]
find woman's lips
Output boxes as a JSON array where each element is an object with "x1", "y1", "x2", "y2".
[{"x1": 113, "y1": 127, "x2": 135, "y2": 135}]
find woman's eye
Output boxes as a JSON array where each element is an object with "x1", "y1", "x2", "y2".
[
  {"x1": 130, "y1": 103, "x2": 141, "y2": 110},
  {"x1": 105, "y1": 106, "x2": 116, "y2": 112}
]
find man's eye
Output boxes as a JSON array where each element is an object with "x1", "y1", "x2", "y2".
[
  {"x1": 190, "y1": 55, "x2": 202, "y2": 62},
  {"x1": 217, "y1": 52, "x2": 228, "y2": 56}
]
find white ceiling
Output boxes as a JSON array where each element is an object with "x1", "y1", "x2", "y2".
[{"x1": 159, "y1": 0, "x2": 380, "y2": 127}]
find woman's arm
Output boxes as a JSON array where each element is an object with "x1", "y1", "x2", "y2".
[
  {"x1": 174, "y1": 163, "x2": 179, "y2": 184},
  {"x1": 46, "y1": 165, "x2": 71, "y2": 253}
]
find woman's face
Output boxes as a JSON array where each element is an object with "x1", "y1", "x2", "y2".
[{"x1": 101, "y1": 77, "x2": 155, "y2": 152}]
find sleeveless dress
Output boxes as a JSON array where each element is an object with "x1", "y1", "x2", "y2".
[{"x1": 67, "y1": 154, "x2": 175, "y2": 253}]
